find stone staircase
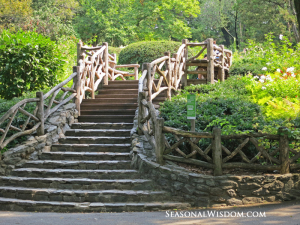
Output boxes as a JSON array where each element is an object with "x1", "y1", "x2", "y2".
[{"x1": 0, "y1": 80, "x2": 190, "y2": 212}]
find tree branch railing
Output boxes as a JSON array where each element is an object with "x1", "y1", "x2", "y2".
[
  {"x1": 77, "y1": 41, "x2": 140, "y2": 101},
  {"x1": 136, "y1": 38, "x2": 299, "y2": 176},
  {"x1": 0, "y1": 72, "x2": 77, "y2": 150},
  {"x1": 0, "y1": 41, "x2": 140, "y2": 150},
  {"x1": 137, "y1": 98, "x2": 300, "y2": 176}
]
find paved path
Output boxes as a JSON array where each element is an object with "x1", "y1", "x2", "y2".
[{"x1": 0, "y1": 200, "x2": 299, "y2": 225}]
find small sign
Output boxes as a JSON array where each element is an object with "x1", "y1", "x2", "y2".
[{"x1": 187, "y1": 94, "x2": 196, "y2": 119}]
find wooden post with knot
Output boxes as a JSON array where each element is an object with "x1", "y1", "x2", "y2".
[
  {"x1": 207, "y1": 38, "x2": 214, "y2": 84},
  {"x1": 279, "y1": 127, "x2": 290, "y2": 174},
  {"x1": 212, "y1": 127, "x2": 222, "y2": 176}
]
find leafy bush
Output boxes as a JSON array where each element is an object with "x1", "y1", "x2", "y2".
[
  {"x1": 0, "y1": 29, "x2": 65, "y2": 99},
  {"x1": 159, "y1": 76, "x2": 300, "y2": 158},
  {"x1": 230, "y1": 33, "x2": 300, "y2": 76},
  {"x1": 118, "y1": 41, "x2": 196, "y2": 68}
]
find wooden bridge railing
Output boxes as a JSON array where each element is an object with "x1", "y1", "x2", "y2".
[{"x1": 0, "y1": 41, "x2": 139, "y2": 150}]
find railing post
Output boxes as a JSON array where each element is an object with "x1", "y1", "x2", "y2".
[
  {"x1": 134, "y1": 66, "x2": 139, "y2": 80},
  {"x1": 173, "y1": 53, "x2": 178, "y2": 90},
  {"x1": 36, "y1": 92, "x2": 44, "y2": 136},
  {"x1": 219, "y1": 45, "x2": 225, "y2": 82},
  {"x1": 279, "y1": 127, "x2": 290, "y2": 174},
  {"x1": 182, "y1": 39, "x2": 188, "y2": 88},
  {"x1": 164, "y1": 51, "x2": 171, "y2": 100},
  {"x1": 155, "y1": 118, "x2": 165, "y2": 165},
  {"x1": 212, "y1": 126, "x2": 222, "y2": 176},
  {"x1": 138, "y1": 91, "x2": 144, "y2": 135},
  {"x1": 103, "y1": 42, "x2": 109, "y2": 85},
  {"x1": 73, "y1": 66, "x2": 81, "y2": 116},
  {"x1": 207, "y1": 38, "x2": 214, "y2": 84},
  {"x1": 146, "y1": 63, "x2": 152, "y2": 103},
  {"x1": 77, "y1": 40, "x2": 82, "y2": 66}
]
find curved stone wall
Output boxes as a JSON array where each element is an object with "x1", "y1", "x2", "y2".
[{"x1": 130, "y1": 111, "x2": 300, "y2": 207}]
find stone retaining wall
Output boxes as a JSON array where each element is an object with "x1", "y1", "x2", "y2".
[
  {"x1": 0, "y1": 103, "x2": 78, "y2": 176},
  {"x1": 130, "y1": 111, "x2": 300, "y2": 207}
]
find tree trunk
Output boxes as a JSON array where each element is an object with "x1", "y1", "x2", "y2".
[
  {"x1": 294, "y1": 0, "x2": 300, "y2": 40},
  {"x1": 235, "y1": 10, "x2": 239, "y2": 49},
  {"x1": 221, "y1": 27, "x2": 232, "y2": 46}
]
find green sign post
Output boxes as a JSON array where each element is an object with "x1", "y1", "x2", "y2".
[{"x1": 187, "y1": 94, "x2": 196, "y2": 119}]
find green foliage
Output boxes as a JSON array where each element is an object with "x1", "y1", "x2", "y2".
[
  {"x1": 231, "y1": 33, "x2": 300, "y2": 76},
  {"x1": 0, "y1": 29, "x2": 65, "y2": 99},
  {"x1": 118, "y1": 41, "x2": 196, "y2": 68},
  {"x1": 160, "y1": 75, "x2": 300, "y2": 159}
]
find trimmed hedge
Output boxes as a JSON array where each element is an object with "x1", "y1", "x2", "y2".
[{"x1": 118, "y1": 41, "x2": 196, "y2": 69}]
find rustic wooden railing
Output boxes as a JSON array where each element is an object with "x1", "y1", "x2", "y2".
[
  {"x1": 76, "y1": 40, "x2": 140, "y2": 102},
  {"x1": 138, "y1": 97, "x2": 300, "y2": 175},
  {"x1": 137, "y1": 39, "x2": 300, "y2": 176},
  {"x1": 0, "y1": 72, "x2": 78, "y2": 149},
  {"x1": 0, "y1": 41, "x2": 139, "y2": 150}
]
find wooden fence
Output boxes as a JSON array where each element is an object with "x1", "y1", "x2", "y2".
[
  {"x1": 137, "y1": 39, "x2": 299, "y2": 176},
  {"x1": 0, "y1": 41, "x2": 139, "y2": 150}
]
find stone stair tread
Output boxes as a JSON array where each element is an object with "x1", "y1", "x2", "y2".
[
  {"x1": 52, "y1": 144, "x2": 131, "y2": 147},
  {"x1": 0, "y1": 197, "x2": 191, "y2": 212},
  {"x1": 0, "y1": 176, "x2": 151, "y2": 183},
  {"x1": 72, "y1": 122, "x2": 134, "y2": 125},
  {"x1": 13, "y1": 168, "x2": 138, "y2": 173},
  {"x1": 0, "y1": 186, "x2": 165, "y2": 194},
  {"x1": 43, "y1": 152, "x2": 130, "y2": 156},
  {"x1": 61, "y1": 137, "x2": 131, "y2": 139},
  {"x1": 22, "y1": 160, "x2": 131, "y2": 164},
  {"x1": 68, "y1": 129, "x2": 132, "y2": 132}
]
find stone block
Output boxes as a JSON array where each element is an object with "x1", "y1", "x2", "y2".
[
  {"x1": 206, "y1": 179, "x2": 216, "y2": 187},
  {"x1": 227, "y1": 198, "x2": 243, "y2": 206},
  {"x1": 242, "y1": 197, "x2": 263, "y2": 204},
  {"x1": 240, "y1": 183, "x2": 261, "y2": 190},
  {"x1": 252, "y1": 187, "x2": 270, "y2": 196},
  {"x1": 227, "y1": 189, "x2": 237, "y2": 197},
  {"x1": 219, "y1": 180, "x2": 238, "y2": 189}
]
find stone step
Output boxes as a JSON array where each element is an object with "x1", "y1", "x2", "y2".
[
  {"x1": 80, "y1": 109, "x2": 136, "y2": 116},
  {"x1": 40, "y1": 152, "x2": 130, "y2": 161},
  {"x1": 59, "y1": 136, "x2": 131, "y2": 144},
  {"x1": 71, "y1": 123, "x2": 133, "y2": 130},
  {"x1": 103, "y1": 84, "x2": 138, "y2": 89},
  {"x1": 0, "y1": 197, "x2": 191, "y2": 212},
  {"x1": 0, "y1": 187, "x2": 169, "y2": 203},
  {"x1": 108, "y1": 80, "x2": 139, "y2": 84},
  {"x1": 98, "y1": 89, "x2": 138, "y2": 94},
  {"x1": 51, "y1": 144, "x2": 131, "y2": 152},
  {"x1": 82, "y1": 98, "x2": 138, "y2": 103},
  {"x1": 80, "y1": 103, "x2": 137, "y2": 110},
  {"x1": 12, "y1": 168, "x2": 140, "y2": 179},
  {"x1": 19, "y1": 160, "x2": 132, "y2": 170},
  {"x1": 95, "y1": 94, "x2": 138, "y2": 99},
  {"x1": 0, "y1": 177, "x2": 154, "y2": 190},
  {"x1": 65, "y1": 129, "x2": 131, "y2": 137},
  {"x1": 78, "y1": 115, "x2": 134, "y2": 123}
]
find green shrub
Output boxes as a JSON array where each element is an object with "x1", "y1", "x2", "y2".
[
  {"x1": 0, "y1": 29, "x2": 65, "y2": 99},
  {"x1": 230, "y1": 33, "x2": 300, "y2": 76},
  {"x1": 118, "y1": 41, "x2": 196, "y2": 68},
  {"x1": 159, "y1": 76, "x2": 300, "y2": 159}
]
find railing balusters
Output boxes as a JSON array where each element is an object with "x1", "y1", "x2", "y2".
[{"x1": 36, "y1": 92, "x2": 44, "y2": 136}]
